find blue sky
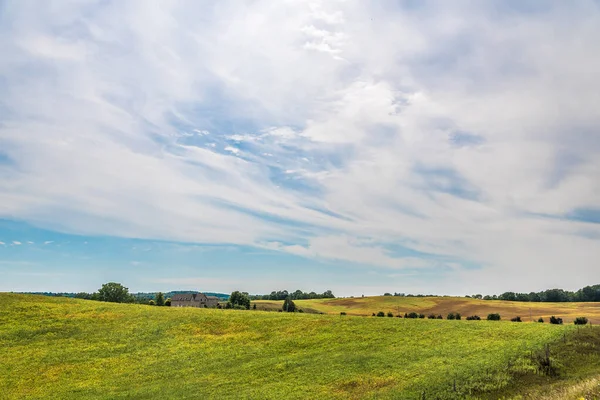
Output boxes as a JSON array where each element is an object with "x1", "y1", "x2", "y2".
[{"x1": 1, "y1": 1, "x2": 599, "y2": 296}]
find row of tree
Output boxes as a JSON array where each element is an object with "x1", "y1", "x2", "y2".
[
  {"x1": 475, "y1": 285, "x2": 600, "y2": 302},
  {"x1": 249, "y1": 289, "x2": 334, "y2": 301}
]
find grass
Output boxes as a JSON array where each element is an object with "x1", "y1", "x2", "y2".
[
  {"x1": 254, "y1": 296, "x2": 600, "y2": 324},
  {"x1": 1, "y1": 294, "x2": 583, "y2": 399}
]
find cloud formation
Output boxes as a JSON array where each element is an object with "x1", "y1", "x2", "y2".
[{"x1": 1, "y1": 1, "x2": 599, "y2": 292}]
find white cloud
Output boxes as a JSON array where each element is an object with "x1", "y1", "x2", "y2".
[
  {"x1": 12, "y1": 241, "x2": 22, "y2": 245},
  {"x1": 43, "y1": 241, "x2": 54, "y2": 245},
  {"x1": 0, "y1": 1, "x2": 599, "y2": 293},
  {"x1": 0, "y1": 242, "x2": 5, "y2": 245}
]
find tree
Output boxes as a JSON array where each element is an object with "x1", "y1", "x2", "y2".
[
  {"x1": 149, "y1": 299, "x2": 155, "y2": 306},
  {"x1": 253, "y1": 303, "x2": 257, "y2": 310},
  {"x1": 97, "y1": 282, "x2": 132, "y2": 303},
  {"x1": 228, "y1": 291, "x2": 250, "y2": 310},
  {"x1": 155, "y1": 292, "x2": 165, "y2": 306},
  {"x1": 165, "y1": 298, "x2": 171, "y2": 307},
  {"x1": 282, "y1": 297, "x2": 296, "y2": 312}
]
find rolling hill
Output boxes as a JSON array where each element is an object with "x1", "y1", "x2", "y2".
[
  {"x1": 2, "y1": 293, "x2": 599, "y2": 399},
  {"x1": 253, "y1": 295, "x2": 600, "y2": 323}
]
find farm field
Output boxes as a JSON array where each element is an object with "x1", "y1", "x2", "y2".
[
  {"x1": 254, "y1": 296, "x2": 600, "y2": 323},
  {"x1": 2, "y1": 294, "x2": 597, "y2": 399}
]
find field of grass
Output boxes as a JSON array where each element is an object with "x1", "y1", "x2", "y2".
[
  {"x1": 254, "y1": 296, "x2": 600, "y2": 323},
  {"x1": 2, "y1": 293, "x2": 592, "y2": 399}
]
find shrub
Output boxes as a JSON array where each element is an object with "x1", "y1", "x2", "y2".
[
  {"x1": 466, "y1": 315, "x2": 481, "y2": 321},
  {"x1": 340, "y1": 312, "x2": 347, "y2": 316},
  {"x1": 487, "y1": 313, "x2": 501, "y2": 321},
  {"x1": 549, "y1": 316, "x2": 563, "y2": 325},
  {"x1": 253, "y1": 304, "x2": 257, "y2": 310},
  {"x1": 537, "y1": 317, "x2": 544, "y2": 323},
  {"x1": 165, "y1": 298, "x2": 171, "y2": 307},
  {"x1": 418, "y1": 314, "x2": 425, "y2": 319},
  {"x1": 377, "y1": 311, "x2": 385, "y2": 317},
  {"x1": 406, "y1": 312, "x2": 419, "y2": 319},
  {"x1": 574, "y1": 317, "x2": 588, "y2": 325},
  {"x1": 396, "y1": 314, "x2": 402, "y2": 318},
  {"x1": 437, "y1": 315, "x2": 443, "y2": 319},
  {"x1": 298, "y1": 309, "x2": 304, "y2": 313},
  {"x1": 447, "y1": 312, "x2": 461, "y2": 320},
  {"x1": 372, "y1": 313, "x2": 376, "y2": 316},
  {"x1": 282, "y1": 298, "x2": 296, "y2": 312},
  {"x1": 148, "y1": 299, "x2": 155, "y2": 306},
  {"x1": 511, "y1": 316, "x2": 522, "y2": 322},
  {"x1": 387, "y1": 312, "x2": 394, "y2": 318},
  {"x1": 427, "y1": 314, "x2": 437, "y2": 319}
]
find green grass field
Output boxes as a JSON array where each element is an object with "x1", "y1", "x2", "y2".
[
  {"x1": 254, "y1": 296, "x2": 600, "y2": 324},
  {"x1": 2, "y1": 294, "x2": 599, "y2": 399}
]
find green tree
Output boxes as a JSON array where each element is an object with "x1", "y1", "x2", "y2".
[
  {"x1": 97, "y1": 282, "x2": 132, "y2": 303},
  {"x1": 155, "y1": 292, "x2": 165, "y2": 306},
  {"x1": 282, "y1": 297, "x2": 296, "y2": 312},
  {"x1": 228, "y1": 291, "x2": 250, "y2": 310}
]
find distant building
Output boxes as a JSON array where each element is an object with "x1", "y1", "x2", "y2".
[{"x1": 171, "y1": 293, "x2": 220, "y2": 308}]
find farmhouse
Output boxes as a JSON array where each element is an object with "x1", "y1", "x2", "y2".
[{"x1": 171, "y1": 293, "x2": 220, "y2": 308}]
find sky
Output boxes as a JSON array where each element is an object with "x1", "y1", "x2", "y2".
[{"x1": 1, "y1": 0, "x2": 599, "y2": 296}]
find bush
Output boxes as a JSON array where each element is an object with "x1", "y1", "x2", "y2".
[
  {"x1": 396, "y1": 314, "x2": 402, "y2": 318},
  {"x1": 427, "y1": 314, "x2": 437, "y2": 319},
  {"x1": 418, "y1": 313, "x2": 425, "y2": 319},
  {"x1": 253, "y1": 303, "x2": 257, "y2": 310},
  {"x1": 487, "y1": 313, "x2": 501, "y2": 321},
  {"x1": 298, "y1": 309, "x2": 304, "y2": 313},
  {"x1": 447, "y1": 312, "x2": 461, "y2": 320},
  {"x1": 466, "y1": 315, "x2": 481, "y2": 321},
  {"x1": 437, "y1": 315, "x2": 443, "y2": 319},
  {"x1": 165, "y1": 298, "x2": 171, "y2": 307},
  {"x1": 387, "y1": 312, "x2": 394, "y2": 317},
  {"x1": 574, "y1": 317, "x2": 588, "y2": 325},
  {"x1": 377, "y1": 311, "x2": 385, "y2": 317},
  {"x1": 511, "y1": 316, "x2": 522, "y2": 322},
  {"x1": 537, "y1": 317, "x2": 544, "y2": 323},
  {"x1": 282, "y1": 297, "x2": 296, "y2": 312},
  {"x1": 372, "y1": 312, "x2": 376, "y2": 316},
  {"x1": 148, "y1": 299, "x2": 155, "y2": 306},
  {"x1": 549, "y1": 316, "x2": 563, "y2": 325},
  {"x1": 406, "y1": 312, "x2": 419, "y2": 319},
  {"x1": 340, "y1": 311, "x2": 347, "y2": 316}
]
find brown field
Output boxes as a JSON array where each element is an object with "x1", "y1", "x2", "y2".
[{"x1": 253, "y1": 296, "x2": 600, "y2": 323}]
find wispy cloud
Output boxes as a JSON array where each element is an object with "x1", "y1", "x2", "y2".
[
  {"x1": 12, "y1": 241, "x2": 22, "y2": 246},
  {"x1": 0, "y1": 1, "x2": 599, "y2": 292}
]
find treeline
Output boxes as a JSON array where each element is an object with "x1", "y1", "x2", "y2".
[
  {"x1": 475, "y1": 284, "x2": 600, "y2": 303},
  {"x1": 249, "y1": 289, "x2": 334, "y2": 301},
  {"x1": 22, "y1": 289, "x2": 229, "y2": 303}
]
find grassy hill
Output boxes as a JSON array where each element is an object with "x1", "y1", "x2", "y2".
[
  {"x1": 1, "y1": 293, "x2": 598, "y2": 399},
  {"x1": 254, "y1": 296, "x2": 600, "y2": 323}
]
